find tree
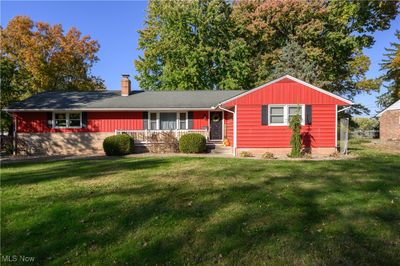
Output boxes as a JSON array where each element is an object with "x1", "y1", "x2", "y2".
[
  {"x1": 135, "y1": 0, "x2": 252, "y2": 91},
  {"x1": 377, "y1": 30, "x2": 400, "y2": 109},
  {"x1": 0, "y1": 58, "x2": 21, "y2": 134},
  {"x1": 0, "y1": 16, "x2": 104, "y2": 94},
  {"x1": 231, "y1": 0, "x2": 397, "y2": 99},
  {"x1": 0, "y1": 16, "x2": 105, "y2": 133},
  {"x1": 271, "y1": 40, "x2": 322, "y2": 85},
  {"x1": 351, "y1": 117, "x2": 379, "y2": 131}
]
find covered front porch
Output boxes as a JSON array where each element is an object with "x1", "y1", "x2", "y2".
[{"x1": 114, "y1": 108, "x2": 234, "y2": 146}]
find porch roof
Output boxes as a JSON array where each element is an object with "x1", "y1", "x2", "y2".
[{"x1": 6, "y1": 90, "x2": 245, "y2": 111}]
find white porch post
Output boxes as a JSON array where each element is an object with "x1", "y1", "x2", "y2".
[
  {"x1": 233, "y1": 105, "x2": 237, "y2": 157},
  {"x1": 335, "y1": 105, "x2": 338, "y2": 149}
]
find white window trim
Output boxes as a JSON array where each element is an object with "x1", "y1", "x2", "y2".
[
  {"x1": 268, "y1": 104, "x2": 305, "y2": 126},
  {"x1": 148, "y1": 111, "x2": 188, "y2": 130},
  {"x1": 178, "y1": 112, "x2": 188, "y2": 130},
  {"x1": 53, "y1": 112, "x2": 82, "y2": 128}
]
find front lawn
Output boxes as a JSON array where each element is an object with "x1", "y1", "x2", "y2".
[{"x1": 1, "y1": 143, "x2": 399, "y2": 265}]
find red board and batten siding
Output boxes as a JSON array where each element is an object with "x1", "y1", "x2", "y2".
[
  {"x1": 16, "y1": 111, "x2": 208, "y2": 133},
  {"x1": 193, "y1": 111, "x2": 209, "y2": 129},
  {"x1": 16, "y1": 112, "x2": 143, "y2": 133},
  {"x1": 222, "y1": 78, "x2": 349, "y2": 148}
]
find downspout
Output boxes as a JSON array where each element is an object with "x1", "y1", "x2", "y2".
[
  {"x1": 336, "y1": 105, "x2": 352, "y2": 151},
  {"x1": 217, "y1": 105, "x2": 237, "y2": 157},
  {"x1": 13, "y1": 113, "x2": 17, "y2": 156},
  {"x1": 337, "y1": 106, "x2": 351, "y2": 113}
]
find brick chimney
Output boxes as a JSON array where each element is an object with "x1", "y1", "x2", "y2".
[{"x1": 121, "y1": 74, "x2": 131, "y2": 96}]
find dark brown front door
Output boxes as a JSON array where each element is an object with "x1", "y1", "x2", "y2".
[{"x1": 210, "y1": 111, "x2": 223, "y2": 140}]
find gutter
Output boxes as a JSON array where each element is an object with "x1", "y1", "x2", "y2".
[
  {"x1": 216, "y1": 105, "x2": 234, "y2": 114},
  {"x1": 216, "y1": 104, "x2": 237, "y2": 157},
  {"x1": 4, "y1": 107, "x2": 216, "y2": 112},
  {"x1": 337, "y1": 106, "x2": 351, "y2": 113}
]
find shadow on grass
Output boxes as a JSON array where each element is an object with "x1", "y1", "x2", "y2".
[
  {"x1": 1, "y1": 150, "x2": 399, "y2": 265},
  {"x1": 1, "y1": 157, "x2": 177, "y2": 187}
]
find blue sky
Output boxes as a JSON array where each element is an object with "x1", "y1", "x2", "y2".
[{"x1": 1, "y1": 1, "x2": 398, "y2": 116}]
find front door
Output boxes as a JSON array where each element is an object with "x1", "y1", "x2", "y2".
[{"x1": 210, "y1": 111, "x2": 223, "y2": 140}]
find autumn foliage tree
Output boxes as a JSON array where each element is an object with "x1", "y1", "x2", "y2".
[
  {"x1": 232, "y1": 0, "x2": 398, "y2": 99},
  {"x1": 0, "y1": 16, "x2": 104, "y2": 132},
  {"x1": 1, "y1": 16, "x2": 104, "y2": 94}
]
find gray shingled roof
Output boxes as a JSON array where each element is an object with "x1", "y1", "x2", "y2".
[{"x1": 7, "y1": 90, "x2": 245, "y2": 110}]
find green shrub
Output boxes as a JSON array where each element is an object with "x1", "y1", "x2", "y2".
[
  {"x1": 349, "y1": 138, "x2": 371, "y2": 145},
  {"x1": 261, "y1": 152, "x2": 275, "y2": 159},
  {"x1": 146, "y1": 131, "x2": 179, "y2": 153},
  {"x1": 289, "y1": 112, "x2": 302, "y2": 158},
  {"x1": 103, "y1": 134, "x2": 134, "y2": 156},
  {"x1": 240, "y1": 151, "x2": 254, "y2": 158},
  {"x1": 179, "y1": 133, "x2": 206, "y2": 153}
]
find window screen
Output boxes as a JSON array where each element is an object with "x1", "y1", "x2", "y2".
[
  {"x1": 55, "y1": 113, "x2": 67, "y2": 127},
  {"x1": 269, "y1": 107, "x2": 284, "y2": 124},
  {"x1": 179, "y1": 113, "x2": 187, "y2": 129},
  {"x1": 69, "y1": 113, "x2": 81, "y2": 127},
  {"x1": 159, "y1": 113, "x2": 177, "y2": 130},
  {"x1": 150, "y1": 113, "x2": 157, "y2": 130}
]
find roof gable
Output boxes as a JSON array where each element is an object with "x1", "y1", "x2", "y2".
[
  {"x1": 377, "y1": 99, "x2": 400, "y2": 117},
  {"x1": 219, "y1": 75, "x2": 353, "y2": 106}
]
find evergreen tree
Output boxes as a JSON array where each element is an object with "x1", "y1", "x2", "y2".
[
  {"x1": 377, "y1": 30, "x2": 400, "y2": 109},
  {"x1": 271, "y1": 40, "x2": 321, "y2": 85}
]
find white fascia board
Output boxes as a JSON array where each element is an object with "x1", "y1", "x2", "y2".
[
  {"x1": 5, "y1": 107, "x2": 216, "y2": 112},
  {"x1": 376, "y1": 99, "x2": 400, "y2": 117}
]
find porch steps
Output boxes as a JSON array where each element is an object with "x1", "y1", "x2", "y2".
[{"x1": 206, "y1": 144, "x2": 233, "y2": 155}]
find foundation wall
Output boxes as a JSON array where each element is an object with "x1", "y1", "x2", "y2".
[
  {"x1": 17, "y1": 133, "x2": 114, "y2": 155},
  {"x1": 235, "y1": 147, "x2": 336, "y2": 157}
]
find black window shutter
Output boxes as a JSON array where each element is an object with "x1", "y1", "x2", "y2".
[
  {"x1": 47, "y1": 112, "x2": 53, "y2": 128},
  {"x1": 261, "y1": 105, "x2": 268, "y2": 125},
  {"x1": 305, "y1": 105, "x2": 312, "y2": 125},
  {"x1": 188, "y1": 112, "x2": 193, "y2": 129},
  {"x1": 81, "y1": 112, "x2": 88, "y2": 128},
  {"x1": 143, "y1": 112, "x2": 148, "y2": 129}
]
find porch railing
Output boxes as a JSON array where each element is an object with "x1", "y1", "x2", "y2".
[{"x1": 115, "y1": 129, "x2": 209, "y2": 145}]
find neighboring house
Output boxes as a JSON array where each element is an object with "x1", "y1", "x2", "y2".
[
  {"x1": 6, "y1": 75, "x2": 352, "y2": 156},
  {"x1": 377, "y1": 100, "x2": 400, "y2": 142}
]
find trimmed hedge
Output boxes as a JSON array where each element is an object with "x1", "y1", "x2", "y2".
[
  {"x1": 179, "y1": 133, "x2": 206, "y2": 153},
  {"x1": 103, "y1": 134, "x2": 134, "y2": 156}
]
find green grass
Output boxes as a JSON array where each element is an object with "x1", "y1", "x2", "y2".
[{"x1": 1, "y1": 143, "x2": 399, "y2": 265}]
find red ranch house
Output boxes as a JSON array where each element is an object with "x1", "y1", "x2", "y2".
[{"x1": 7, "y1": 75, "x2": 352, "y2": 156}]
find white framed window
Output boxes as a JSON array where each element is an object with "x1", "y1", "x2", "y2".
[
  {"x1": 268, "y1": 105, "x2": 304, "y2": 126},
  {"x1": 178, "y1": 112, "x2": 187, "y2": 129},
  {"x1": 269, "y1": 106, "x2": 285, "y2": 125},
  {"x1": 148, "y1": 112, "x2": 188, "y2": 130},
  {"x1": 150, "y1": 113, "x2": 158, "y2": 130},
  {"x1": 159, "y1": 112, "x2": 177, "y2": 130},
  {"x1": 53, "y1": 112, "x2": 82, "y2": 128}
]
